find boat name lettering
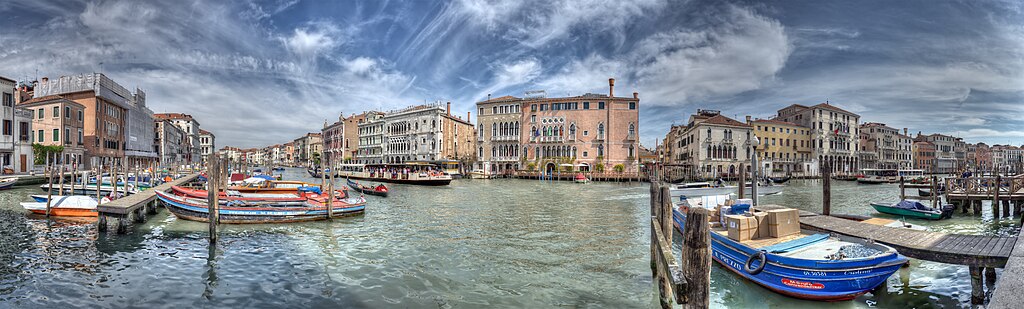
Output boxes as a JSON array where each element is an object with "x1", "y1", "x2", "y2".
[
  {"x1": 802, "y1": 271, "x2": 827, "y2": 277},
  {"x1": 781, "y1": 278, "x2": 824, "y2": 290}
]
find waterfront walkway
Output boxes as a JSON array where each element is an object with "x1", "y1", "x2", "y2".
[
  {"x1": 97, "y1": 173, "x2": 201, "y2": 233},
  {"x1": 989, "y1": 228, "x2": 1024, "y2": 308}
]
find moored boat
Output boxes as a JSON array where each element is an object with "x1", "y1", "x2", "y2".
[
  {"x1": 573, "y1": 173, "x2": 589, "y2": 183},
  {"x1": 917, "y1": 188, "x2": 945, "y2": 197},
  {"x1": 870, "y1": 200, "x2": 953, "y2": 220},
  {"x1": 0, "y1": 178, "x2": 16, "y2": 190},
  {"x1": 346, "y1": 179, "x2": 388, "y2": 197},
  {"x1": 335, "y1": 163, "x2": 452, "y2": 186},
  {"x1": 768, "y1": 176, "x2": 791, "y2": 184},
  {"x1": 672, "y1": 203, "x2": 907, "y2": 301},
  {"x1": 155, "y1": 190, "x2": 366, "y2": 224},
  {"x1": 228, "y1": 180, "x2": 322, "y2": 193},
  {"x1": 670, "y1": 182, "x2": 784, "y2": 197},
  {"x1": 20, "y1": 195, "x2": 109, "y2": 217}
]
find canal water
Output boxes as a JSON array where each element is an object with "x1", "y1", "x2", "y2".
[{"x1": 0, "y1": 169, "x2": 1016, "y2": 308}]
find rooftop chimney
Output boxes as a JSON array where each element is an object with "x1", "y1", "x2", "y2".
[
  {"x1": 446, "y1": 101, "x2": 451, "y2": 115},
  {"x1": 904, "y1": 128, "x2": 908, "y2": 135},
  {"x1": 608, "y1": 78, "x2": 615, "y2": 97},
  {"x1": 633, "y1": 91, "x2": 638, "y2": 99},
  {"x1": 467, "y1": 111, "x2": 471, "y2": 121},
  {"x1": 487, "y1": 94, "x2": 491, "y2": 101},
  {"x1": 746, "y1": 115, "x2": 752, "y2": 124},
  {"x1": 41, "y1": 77, "x2": 48, "y2": 83}
]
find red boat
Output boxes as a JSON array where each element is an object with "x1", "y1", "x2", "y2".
[{"x1": 171, "y1": 185, "x2": 348, "y2": 202}]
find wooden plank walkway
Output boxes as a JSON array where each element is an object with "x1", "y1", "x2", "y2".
[
  {"x1": 794, "y1": 213, "x2": 1015, "y2": 268},
  {"x1": 96, "y1": 173, "x2": 200, "y2": 215}
]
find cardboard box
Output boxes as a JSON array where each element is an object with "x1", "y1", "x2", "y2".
[
  {"x1": 726, "y1": 215, "x2": 758, "y2": 242},
  {"x1": 751, "y1": 211, "x2": 769, "y2": 239},
  {"x1": 767, "y1": 208, "x2": 800, "y2": 238}
]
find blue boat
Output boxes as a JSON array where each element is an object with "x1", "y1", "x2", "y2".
[{"x1": 672, "y1": 204, "x2": 907, "y2": 301}]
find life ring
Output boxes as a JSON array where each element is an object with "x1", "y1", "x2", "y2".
[{"x1": 745, "y1": 251, "x2": 767, "y2": 275}]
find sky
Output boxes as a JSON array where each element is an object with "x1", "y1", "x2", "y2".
[{"x1": 1, "y1": 0, "x2": 1022, "y2": 149}]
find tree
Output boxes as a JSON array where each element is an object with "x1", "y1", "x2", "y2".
[
  {"x1": 32, "y1": 144, "x2": 64, "y2": 165},
  {"x1": 613, "y1": 164, "x2": 625, "y2": 173},
  {"x1": 527, "y1": 162, "x2": 536, "y2": 171},
  {"x1": 595, "y1": 163, "x2": 605, "y2": 173},
  {"x1": 312, "y1": 152, "x2": 321, "y2": 166}
]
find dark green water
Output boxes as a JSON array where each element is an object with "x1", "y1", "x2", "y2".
[{"x1": 0, "y1": 169, "x2": 1015, "y2": 308}]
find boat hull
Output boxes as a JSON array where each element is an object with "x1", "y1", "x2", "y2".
[
  {"x1": 26, "y1": 208, "x2": 98, "y2": 217},
  {"x1": 870, "y1": 203, "x2": 944, "y2": 220},
  {"x1": 156, "y1": 191, "x2": 364, "y2": 224},
  {"x1": 341, "y1": 174, "x2": 451, "y2": 186},
  {"x1": 670, "y1": 185, "x2": 783, "y2": 197},
  {"x1": 346, "y1": 181, "x2": 388, "y2": 197},
  {"x1": 672, "y1": 209, "x2": 906, "y2": 301}
]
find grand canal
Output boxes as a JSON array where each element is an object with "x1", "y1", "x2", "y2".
[{"x1": 0, "y1": 169, "x2": 1017, "y2": 308}]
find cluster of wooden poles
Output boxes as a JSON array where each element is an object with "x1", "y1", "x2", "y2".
[
  {"x1": 40, "y1": 152, "x2": 157, "y2": 218},
  {"x1": 649, "y1": 165, "x2": 710, "y2": 309}
]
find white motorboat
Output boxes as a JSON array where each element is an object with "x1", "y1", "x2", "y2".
[{"x1": 669, "y1": 181, "x2": 784, "y2": 197}]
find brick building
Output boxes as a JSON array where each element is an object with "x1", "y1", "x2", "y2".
[{"x1": 912, "y1": 139, "x2": 936, "y2": 173}]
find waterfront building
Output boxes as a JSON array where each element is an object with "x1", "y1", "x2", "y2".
[
  {"x1": 858, "y1": 123, "x2": 913, "y2": 170},
  {"x1": 154, "y1": 119, "x2": 186, "y2": 166},
  {"x1": 356, "y1": 111, "x2": 385, "y2": 164},
  {"x1": 912, "y1": 139, "x2": 936, "y2": 173},
  {"x1": 154, "y1": 113, "x2": 201, "y2": 165},
  {"x1": 669, "y1": 110, "x2": 752, "y2": 179},
  {"x1": 17, "y1": 95, "x2": 84, "y2": 166},
  {"x1": 292, "y1": 133, "x2": 322, "y2": 167},
  {"x1": 34, "y1": 74, "x2": 138, "y2": 168},
  {"x1": 380, "y1": 102, "x2": 475, "y2": 165},
  {"x1": 968, "y1": 143, "x2": 993, "y2": 171},
  {"x1": 476, "y1": 95, "x2": 524, "y2": 175},
  {"x1": 918, "y1": 133, "x2": 959, "y2": 174},
  {"x1": 1, "y1": 76, "x2": 35, "y2": 172},
  {"x1": 341, "y1": 112, "x2": 368, "y2": 160},
  {"x1": 776, "y1": 103, "x2": 860, "y2": 174},
  {"x1": 121, "y1": 88, "x2": 158, "y2": 166},
  {"x1": 520, "y1": 78, "x2": 641, "y2": 174},
  {"x1": 199, "y1": 129, "x2": 215, "y2": 165},
  {"x1": 748, "y1": 117, "x2": 813, "y2": 176},
  {"x1": 992, "y1": 145, "x2": 1023, "y2": 174},
  {"x1": 662, "y1": 124, "x2": 688, "y2": 167},
  {"x1": 283, "y1": 142, "x2": 295, "y2": 166},
  {"x1": 219, "y1": 146, "x2": 241, "y2": 164},
  {"x1": 322, "y1": 116, "x2": 345, "y2": 167}
]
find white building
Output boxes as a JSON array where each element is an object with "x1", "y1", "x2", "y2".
[
  {"x1": 672, "y1": 110, "x2": 753, "y2": 179},
  {"x1": 123, "y1": 88, "x2": 158, "y2": 165},
  {"x1": 199, "y1": 129, "x2": 215, "y2": 164},
  {"x1": 475, "y1": 95, "x2": 523, "y2": 175},
  {"x1": 0, "y1": 76, "x2": 33, "y2": 173},
  {"x1": 356, "y1": 111, "x2": 385, "y2": 164},
  {"x1": 776, "y1": 103, "x2": 861, "y2": 174},
  {"x1": 155, "y1": 119, "x2": 186, "y2": 166},
  {"x1": 154, "y1": 113, "x2": 201, "y2": 164}
]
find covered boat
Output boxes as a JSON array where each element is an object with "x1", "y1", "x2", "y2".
[
  {"x1": 155, "y1": 190, "x2": 366, "y2": 224},
  {"x1": 346, "y1": 179, "x2": 388, "y2": 197},
  {"x1": 228, "y1": 180, "x2": 321, "y2": 193},
  {"x1": 670, "y1": 182, "x2": 784, "y2": 197},
  {"x1": 672, "y1": 204, "x2": 908, "y2": 301},
  {"x1": 573, "y1": 173, "x2": 589, "y2": 183},
  {"x1": 870, "y1": 200, "x2": 953, "y2": 220},
  {"x1": 21, "y1": 195, "x2": 109, "y2": 217}
]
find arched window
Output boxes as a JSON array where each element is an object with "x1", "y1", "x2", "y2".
[
  {"x1": 569, "y1": 123, "x2": 576, "y2": 135},
  {"x1": 492, "y1": 123, "x2": 496, "y2": 137},
  {"x1": 479, "y1": 147, "x2": 483, "y2": 157},
  {"x1": 628, "y1": 123, "x2": 635, "y2": 136},
  {"x1": 598, "y1": 123, "x2": 605, "y2": 136},
  {"x1": 536, "y1": 147, "x2": 540, "y2": 159},
  {"x1": 572, "y1": 146, "x2": 577, "y2": 158}
]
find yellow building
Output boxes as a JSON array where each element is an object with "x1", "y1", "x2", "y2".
[{"x1": 748, "y1": 117, "x2": 813, "y2": 176}]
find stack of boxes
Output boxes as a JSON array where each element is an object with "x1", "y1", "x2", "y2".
[{"x1": 724, "y1": 205, "x2": 801, "y2": 242}]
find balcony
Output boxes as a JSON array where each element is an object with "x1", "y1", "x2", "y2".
[
  {"x1": 533, "y1": 136, "x2": 564, "y2": 143},
  {"x1": 626, "y1": 134, "x2": 636, "y2": 141},
  {"x1": 491, "y1": 135, "x2": 518, "y2": 142},
  {"x1": 594, "y1": 133, "x2": 605, "y2": 141}
]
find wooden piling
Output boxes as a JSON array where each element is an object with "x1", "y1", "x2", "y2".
[
  {"x1": 327, "y1": 160, "x2": 334, "y2": 219},
  {"x1": 57, "y1": 156, "x2": 65, "y2": 195},
  {"x1": 1002, "y1": 200, "x2": 1010, "y2": 219},
  {"x1": 207, "y1": 154, "x2": 220, "y2": 242},
  {"x1": 994, "y1": 175, "x2": 1001, "y2": 219},
  {"x1": 973, "y1": 200, "x2": 982, "y2": 216},
  {"x1": 737, "y1": 163, "x2": 745, "y2": 199},
  {"x1": 930, "y1": 176, "x2": 938, "y2": 209},
  {"x1": 899, "y1": 176, "x2": 905, "y2": 200},
  {"x1": 661, "y1": 185, "x2": 672, "y2": 244},
  {"x1": 44, "y1": 153, "x2": 54, "y2": 217},
  {"x1": 680, "y1": 206, "x2": 711, "y2": 309},
  {"x1": 822, "y1": 162, "x2": 831, "y2": 216},
  {"x1": 971, "y1": 266, "x2": 984, "y2": 304},
  {"x1": 96, "y1": 159, "x2": 103, "y2": 202},
  {"x1": 985, "y1": 267, "x2": 997, "y2": 295}
]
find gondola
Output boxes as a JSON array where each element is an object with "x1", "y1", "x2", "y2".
[
  {"x1": 769, "y1": 176, "x2": 791, "y2": 184},
  {"x1": 346, "y1": 179, "x2": 388, "y2": 197}
]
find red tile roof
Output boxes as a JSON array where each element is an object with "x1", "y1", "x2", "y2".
[
  {"x1": 199, "y1": 129, "x2": 214, "y2": 136},
  {"x1": 812, "y1": 103, "x2": 855, "y2": 115},
  {"x1": 154, "y1": 113, "x2": 194, "y2": 120},
  {"x1": 701, "y1": 115, "x2": 751, "y2": 127}
]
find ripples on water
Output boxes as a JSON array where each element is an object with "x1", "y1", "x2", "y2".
[{"x1": 0, "y1": 172, "x2": 1014, "y2": 308}]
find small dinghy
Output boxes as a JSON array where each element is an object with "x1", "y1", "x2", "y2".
[
  {"x1": 573, "y1": 173, "x2": 589, "y2": 183},
  {"x1": 347, "y1": 179, "x2": 388, "y2": 197},
  {"x1": 870, "y1": 200, "x2": 953, "y2": 220},
  {"x1": 0, "y1": 178, "x2": 17, "y2": 190},
  {"x1": 156, "y1": 190, "x2": 366, "y2": 224}
]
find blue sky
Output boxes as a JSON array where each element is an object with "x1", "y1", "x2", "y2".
[{"x1": 1, "y1": 0, "x2": 1022, "y2": 148}]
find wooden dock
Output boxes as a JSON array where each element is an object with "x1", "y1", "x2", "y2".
[
  {"x1": 97, "y1": 173, "x2": 201, "y2": 233},
  {"x1": 944, "y1": 175, "x2": 1024, "y2": 219}
]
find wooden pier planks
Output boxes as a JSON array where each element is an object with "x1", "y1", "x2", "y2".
[
  {"x1": 96, "y1": 173, "x2": 201, "y2": 215},
  {"x1": 988, "y1": 228, "x2": 1024, "y2": 308},
  {"x1": 797, "y1": 214, "x2": 1015, "y2": 268}
]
